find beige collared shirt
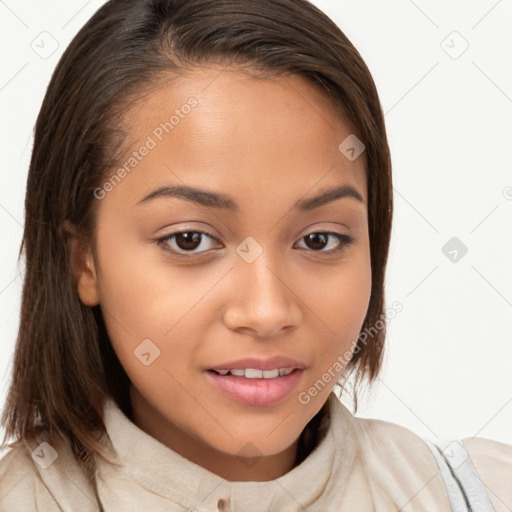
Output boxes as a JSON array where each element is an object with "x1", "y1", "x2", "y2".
[{"x1": 1, "y1": 392, "x2": 511, "y2": 511}]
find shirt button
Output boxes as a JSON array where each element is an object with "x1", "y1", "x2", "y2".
[{"x1": 217, "y1": 498, "x2": 228, "y2": 510}]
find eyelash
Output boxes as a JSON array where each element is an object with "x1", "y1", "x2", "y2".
[{"x1": 155, "y1": 230, "x2": 354, "y2": 257}]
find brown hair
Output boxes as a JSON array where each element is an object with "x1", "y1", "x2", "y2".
[{"x1": 1, "y1": 0, "x2": 392, "y2": 506}]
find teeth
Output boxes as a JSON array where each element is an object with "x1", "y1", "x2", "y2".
[
  {"x1": 214, "y1": 367, "x2": 296, "y2": 378},
  {"x1": 244, "y1": 369, "x2": 264, "y2": 378}
]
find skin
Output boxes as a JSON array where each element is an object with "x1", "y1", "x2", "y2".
[{"x1": 70, "y1": 65, "x2": 371, "y2": 482}]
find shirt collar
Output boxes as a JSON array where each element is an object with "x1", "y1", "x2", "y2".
[{"x1": 99, "y1": 391, "x2": 357, "y2": 510}]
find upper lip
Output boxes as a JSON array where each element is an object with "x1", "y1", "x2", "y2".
[{"x1": 208, "y1": 356, "x2": 307, "y2": 371}]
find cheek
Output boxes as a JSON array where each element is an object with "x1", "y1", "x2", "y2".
[
  {"x1": 302, "y1": 250, "x2": 372, "y2": 361},
  {"x1": 308, "y1": 251, "x2": 371, "y2": 326},
  {"x1": 331, "y1": 265, "x2": 371, "y2": 330},
  {"x1": 92, "y1": 233, "x2": 215, "y2": 375},
  {"x1": 93, "y1": 230, "x2": 190, "y2": 333},
  {"x1": 90, "y1": 230, "x2": 168, "y2": 365}
]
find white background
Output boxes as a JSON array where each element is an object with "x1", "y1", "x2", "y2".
[{"x1": 1, "y1": 0, "x2": 511, "y2": 445}]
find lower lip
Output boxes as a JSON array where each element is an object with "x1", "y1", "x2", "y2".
[{"x1": 205, "y1": 369, "x2": 304, "y2": 406}]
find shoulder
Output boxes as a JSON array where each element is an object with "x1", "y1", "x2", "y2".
[
  {"x1": 351, "y1": 413, "x2": 435, "y2": 454},
  {"x1": 350, "y1": 414, "x2": 443, "y2": 471},
  {"x1": 0, "y1": 441, "x2": 40, "y2": 511},
  {"x1": 342, "y1": 412, "x2": 453, "y2": 508},
  {"x1": 350, "y1": 415, "x2": 512, "y2": 511},
  {"x1": 0, "y1": 437, "x2": 97, "y2": 512},
  {"x1": 462, "y1": 436, "x2": 512, "y2": 512}
]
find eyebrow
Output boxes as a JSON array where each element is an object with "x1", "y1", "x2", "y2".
[{"x1": 136, "y1": 183, "x2": 364, "y2": 212}]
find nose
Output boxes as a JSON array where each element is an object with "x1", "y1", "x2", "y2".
[{"x1": 222, "y1": 252, "x2": 303, "y2": 338}]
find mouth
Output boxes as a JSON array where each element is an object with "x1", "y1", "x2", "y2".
[
  {"x1": 205, "y1": 367, "x2": 304, "y2": 406},
  {"x1": 207, "y1": 367, "x2": 297, "y2": 378}
]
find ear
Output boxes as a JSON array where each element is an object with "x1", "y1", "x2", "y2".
[{"x1": 61, "y1": 220, "x2": 100, "y2": 307}]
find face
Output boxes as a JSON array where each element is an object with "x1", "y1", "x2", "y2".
[{"x1": 73, "y1": 66, "x2": 371, "y2": 481}]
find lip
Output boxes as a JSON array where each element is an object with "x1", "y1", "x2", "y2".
[
  {"x1": 205, "y1": 368, "x2": 304, "y2": 406},
  {"x1": 208, "y1": 356, "x2": 307, "y2": 371}
]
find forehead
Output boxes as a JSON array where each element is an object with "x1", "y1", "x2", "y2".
[{"x1": 105, "y1": 66, "x2": 367, "y2": 208}]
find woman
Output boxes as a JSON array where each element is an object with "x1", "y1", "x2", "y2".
[{"x1": 1, "y1": 1, "x2": 510, "y2": 510}]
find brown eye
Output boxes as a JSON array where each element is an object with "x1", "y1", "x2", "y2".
[
  {"x1": 304, "y1": 233, "x2": 329, "y2": 250},
  {"x1": 157, "y1": 231, "x2": 220, "y2": 255},
  {"x1": 175, "y1": 232, "x2": 202, "y2": 251},
  {"x1": 296, "y1": 232, "x2": 354, "y2": 253}
]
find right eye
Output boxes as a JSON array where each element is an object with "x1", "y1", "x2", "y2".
[{"x1": 156, "y1": 230, "x2": 222, "y2": 256}]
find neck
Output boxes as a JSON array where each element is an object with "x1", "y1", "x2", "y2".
[{"x1": 128, "y1": 384, "x2": 302, "y2": 481}]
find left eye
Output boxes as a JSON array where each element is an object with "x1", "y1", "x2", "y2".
[
  {"x1": 295, "y1": 232, "x2": 353, "y2": 253},
  {"x1": 156, "y1": 230, "x2": 353, "y2": 256}
]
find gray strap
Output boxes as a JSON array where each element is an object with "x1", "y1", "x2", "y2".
[{"x1": 424, "y1": 439, "x2": 496, "y2": 512}]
